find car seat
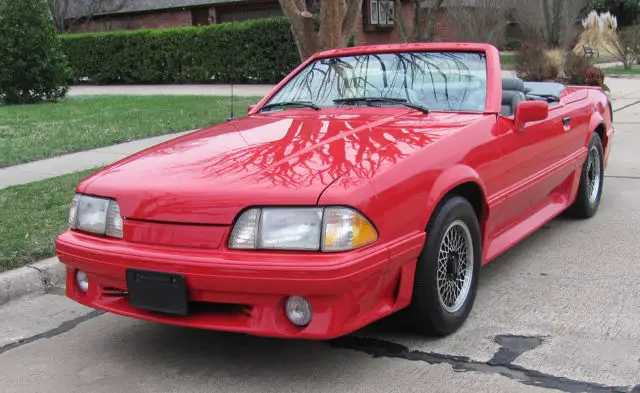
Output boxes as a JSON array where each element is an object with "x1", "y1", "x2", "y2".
[{"x1": 501, "y1": 78, "x2": 526, "y2": 117}]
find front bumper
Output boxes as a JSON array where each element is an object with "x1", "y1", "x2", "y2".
[{"x1": 56, "y1": 230, "x2": 424, "y2": 339}]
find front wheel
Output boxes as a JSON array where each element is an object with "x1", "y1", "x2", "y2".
[
  {"x1": 566, "y1": 132, "x2": 604, "y2": 218},
  {"x1": 404, "y1": 196, "x2": 482, "y2": 336}
]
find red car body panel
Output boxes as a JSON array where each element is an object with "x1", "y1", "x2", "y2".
[{"x1": 55, "y1": 42, "x2": 614, "y2": 339}]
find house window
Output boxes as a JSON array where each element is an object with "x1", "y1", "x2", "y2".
[{"x1": 369, "y1": 0, "x2": 394, "y2": 26}]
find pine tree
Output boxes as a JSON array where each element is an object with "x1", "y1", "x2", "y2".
[{"x1": 0, "y1": 0, "x2": 72, "y2": 104}]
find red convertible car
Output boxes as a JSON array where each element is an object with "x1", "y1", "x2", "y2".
[{"x1": 56, "y1": 43, "x2": 614, "y2": 339}]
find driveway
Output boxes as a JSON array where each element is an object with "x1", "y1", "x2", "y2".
[{"x1": 2, "y1": 79, "x2": 640, "y2": 393}]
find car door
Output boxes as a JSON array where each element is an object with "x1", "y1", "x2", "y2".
[
  {"x1": 490, "y1": 107, "x2": 566, "y2": 236},
  {"x1": 547, "y1": 90, "x2": 591, "y2": 163}
]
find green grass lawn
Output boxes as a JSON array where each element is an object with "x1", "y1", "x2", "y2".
[
  {"x1": 0, "y1": 95, "x2": 261, "y2": 168},
  {"x1": 605, "y1": 65, "x2": 640, "y2": 75},
  {"x1": 500, "y1": 53, "x2": 517, "y2": 70},
  {"x1": 0, "y1": 168, "x2": 100, "y2": 272}
]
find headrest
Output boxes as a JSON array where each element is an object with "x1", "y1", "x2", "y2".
[
  {"x1": 502, "y1": 78, "x2": 525, "y2": 92},
  {"x1": 501, "y1": 90, "x2": 523, "y2": 101}
]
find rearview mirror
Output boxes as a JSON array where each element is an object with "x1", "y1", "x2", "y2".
[
  {"x1": 248, "y1": 104, "x2": 256, "y2": 113},
  {"x1": 514, "y1": 101, "x2": 549, "y2": 132}
]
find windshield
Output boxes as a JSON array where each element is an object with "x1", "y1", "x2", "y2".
[{"x1": 265, "y1": 51, "x2": 488, "y2": 112}]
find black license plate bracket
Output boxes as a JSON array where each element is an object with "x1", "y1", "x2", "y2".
[{"x1": 126, "y1": 269, "x2": 188, "y2": 316}]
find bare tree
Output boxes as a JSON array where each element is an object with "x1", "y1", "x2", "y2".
[
  {"x1": 278, "y1": 0, "x2": 363, "y2": 61},
  {"x1": 514, "y1": 0, "x2": 588, "y2": 47},
  {"x1": 380, "y1": 0, "x2": 447, "y2": 43},
  {"x1": 542, "y1": 0, "x2": 564, "y2": 45},
  {"x1": 48, "y1": 0, "x2": 127, "y2": 33},
  {"x1": 607, "y1": 25, "x2": 640, "y2": 69},
  {"x1": 448, "y1": 0, "x2": 510, "y2": 47}
]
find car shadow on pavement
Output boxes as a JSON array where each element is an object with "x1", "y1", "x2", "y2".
[{"x1": 104, "y1": 321, "x2": 380, "y2": 383}]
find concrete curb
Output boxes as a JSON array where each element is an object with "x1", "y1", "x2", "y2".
[{"x1": 0, "y1": 257, "x2": 66, "y2": 306}]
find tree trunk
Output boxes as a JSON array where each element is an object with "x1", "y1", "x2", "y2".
[
  {"x1": 340, "y1": 0, "x2": 363, "y2": 43},
  {"x1": 542, "y1": 0, "x2": 563, "y2": 46},
  {"x1": 318, "y1": 1, "x2": 345, "y2": 50},
  {"x1": 279, "y1": 0, "x2": 362, "y2": 61},
  {"x1": 386, "y1": 0, "x2": 445, "y2": 43}
]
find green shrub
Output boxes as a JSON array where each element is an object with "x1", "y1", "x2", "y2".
[
  {"x1": 348, "y1": 33, "x2": 356, "y2": 47},
  {"x1": 563, "y1": 52, "x2": 591, "y2": 85},
  {"x1": 0, "y1": 0, "x2": 71, "y2": 104},
  {"x1": 60, "y1": 17, "x2": 301, "y2": 85},
  {"x1": 505, "y1": 39, "x2": 523, "y2": 51},
  {"x1": 515, "y1": 42, "x2": 559, "y2": 82},
  {"x1": 585, "y1": 66, "x2": 606, "y2": 88}
]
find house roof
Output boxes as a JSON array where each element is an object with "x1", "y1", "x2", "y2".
[
  {"x1": 63, "y1": 0, "x2": 242, "y2": 19},
  {"x1": 420, "y1": 0, "x2": 493, "y2": 7}
]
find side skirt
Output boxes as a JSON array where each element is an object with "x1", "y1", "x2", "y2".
[{"x1": 483, "y1": 169, "x2": 579, "y2": 265}]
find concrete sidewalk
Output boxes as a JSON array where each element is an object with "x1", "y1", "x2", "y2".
[
  {"x1": 0, "y1": 130, "x2": 194, "y2": 190},
  {"x1": 596, "y1": 61, "x2": 623, "y2": 68},
  {"x1": 68, "y1": 84, "x2": 275, "y2": 97}
]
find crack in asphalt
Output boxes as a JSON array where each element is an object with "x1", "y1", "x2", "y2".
[
  {"x1": 329, "y1": 336, "x2": 638, "y2": 393},
  {"x1": 488, "y1": 334, "x2": 547, "y2": 365},
  {"x1": 614, "y1": 99, "x2": 640, "y2": 113},
  {"x1": 25, "y1": 265, "x2": 49, "y2": 287},
  {"x1": 1, "y1": 308, "x2": 637, "y2": 392},
  {"x1": 0, "y1": 309, "x2": 104, "y2": 355},
  {"x1": 605, "y1": 175, "x2": 640, "y2": 180}
]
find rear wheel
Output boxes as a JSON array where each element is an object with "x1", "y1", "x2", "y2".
[
  {"x1": 405, "y1": 196, "x2": 482, "y2": 336},
  {"x1": 566, "y1": 132, "x2": 604, "y2": 218}
]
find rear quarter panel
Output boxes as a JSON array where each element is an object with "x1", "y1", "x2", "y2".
[
  {"x1": 559, "y1": 87, "x2": 612, "y2": 167},
  {"x1": 564, "y1": 87, "x2": 611, "y2": 135}
]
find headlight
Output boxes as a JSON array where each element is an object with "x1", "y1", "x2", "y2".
[
  {"x1": 68, "y1": 194, "x2": 123, "y2": 239},
  {"x1": 228, "y1": 207, "x2": 377, "y2": 252}
]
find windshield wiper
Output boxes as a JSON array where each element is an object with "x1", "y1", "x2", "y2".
[
  {"x1": 258, "y1": 101, "x2": 320, "y2": 112},
  {"x1": 334, "y1": 97, "x2": 429, "y2": 114}
]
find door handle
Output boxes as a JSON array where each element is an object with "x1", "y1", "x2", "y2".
[{"x1": 562, "y1": 117, "x2": 572, "y2": 126}]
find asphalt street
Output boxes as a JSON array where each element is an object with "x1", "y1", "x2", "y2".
[{"x1": 1, "y1": 80, "x2": 639, "y2": 393}]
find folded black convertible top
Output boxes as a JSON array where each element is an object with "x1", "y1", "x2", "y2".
[{"x1": 523, "y1": 81, "x2": 566, "y2": 102}]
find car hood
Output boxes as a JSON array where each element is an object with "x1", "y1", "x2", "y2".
[{"x1": 79, "y1": 109, "x2": 482, "y2": 224}]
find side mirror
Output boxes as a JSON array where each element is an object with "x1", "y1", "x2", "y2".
[
  {"x1": 514, "y1": 101, "x2": 549, "y2": 131},
  {"x1": 248, "y1": 104, "x2": 256, "y2": 113}
]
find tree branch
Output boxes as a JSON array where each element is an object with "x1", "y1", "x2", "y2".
[
  {"x1": 341, "y1": 0, "x2": 364, "y2": 41},
  {"x1": 279, "y1": 0, "x2": 305, "y2": 23},
  {"x1": 279, "y1": 0, "x2": 319, "y2": 60},
  {"x1": 383, "y1": 0, "x2": 409, "y2": 42},
  {"x1": 412, "y1": 0, "x2": 421, "y2": 42}
]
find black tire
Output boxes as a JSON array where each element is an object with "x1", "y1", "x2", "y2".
[
  {"x1": 404, "y1": 196, "x2": 482, "y2": 336},
  {"x1": 566, "y1": 132, "x2": 604, "y2": 218}
]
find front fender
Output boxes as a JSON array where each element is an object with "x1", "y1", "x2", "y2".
[{"x1": 420, "y1": 164, "x2": 488, "y2": 230}]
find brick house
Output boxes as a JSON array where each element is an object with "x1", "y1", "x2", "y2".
[
  {"x1": 63, "y1": 0, "x2": 284, "y2": 33},
  {"x1": 63, "y1": 0, "x2": 586, "y2": 47},
  {"x1": 357, "y1": 0, "x2": 588, "y2": 47},
  {"x1": 63, "y1": 0, "x2": 465, "y2": 44}
]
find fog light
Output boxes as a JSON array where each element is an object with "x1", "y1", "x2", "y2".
[
  {"x1": 285, "y1": 296, "x2": 312, "y2": 327},
  {"x1": 76, "y1": 270, "x2": 89, "y2": 293}
]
